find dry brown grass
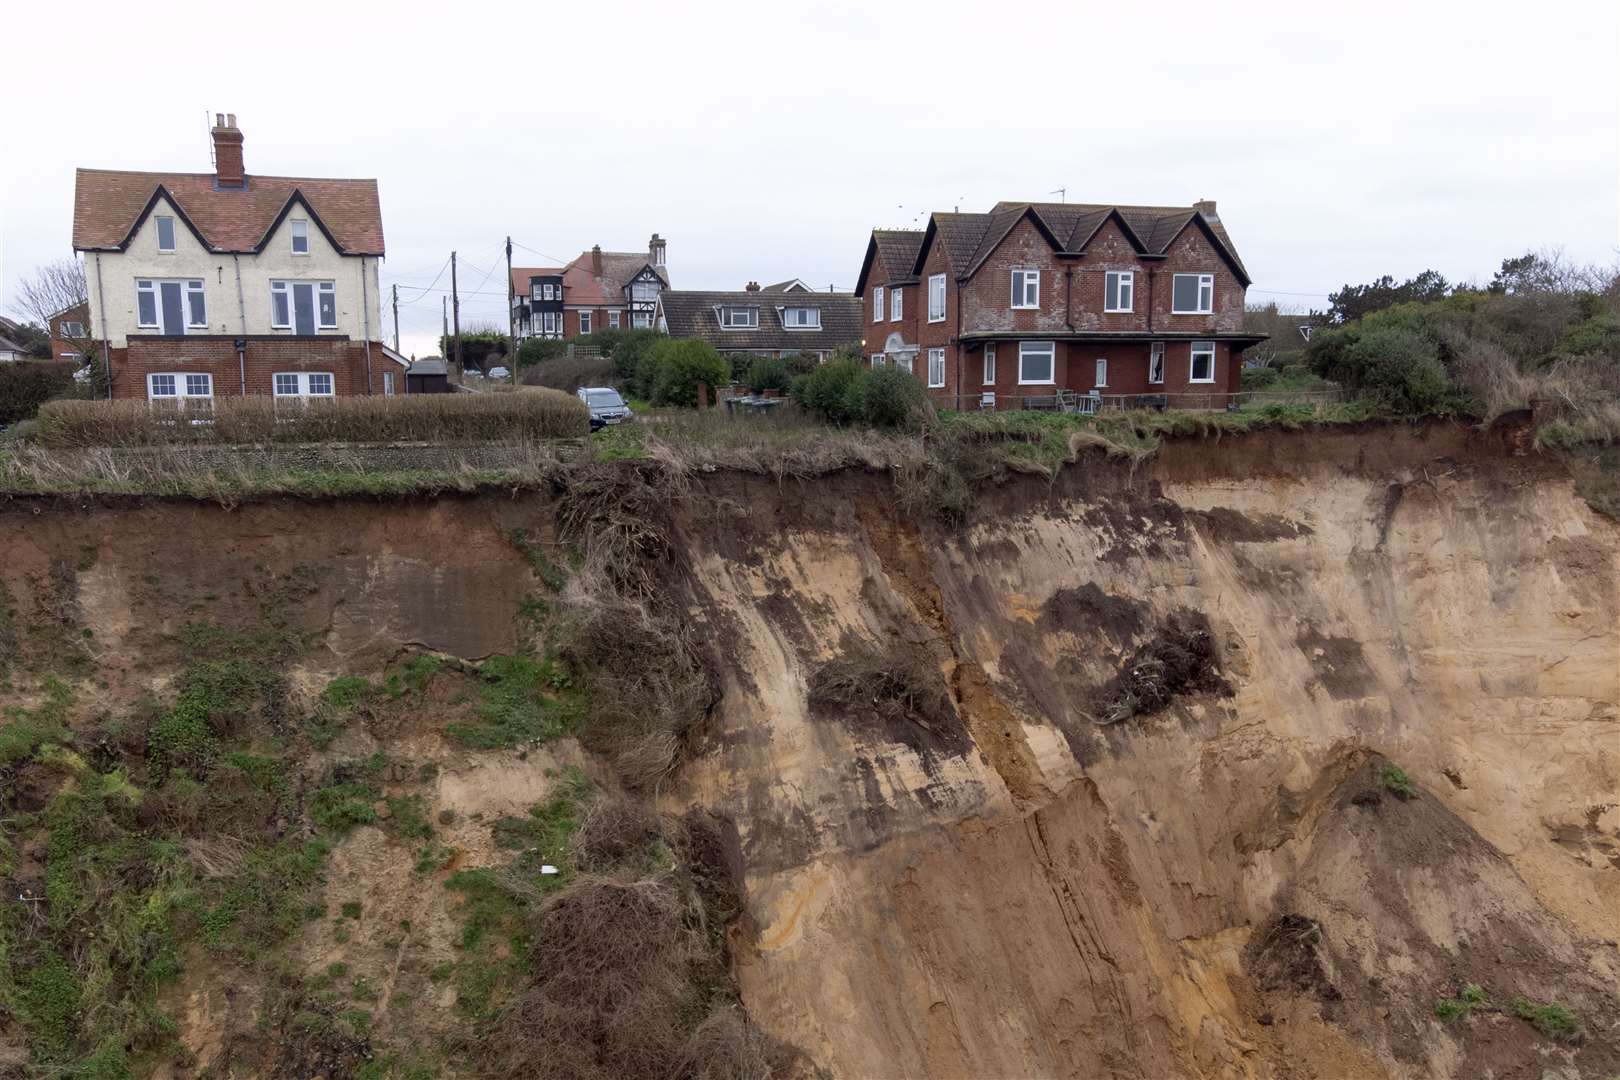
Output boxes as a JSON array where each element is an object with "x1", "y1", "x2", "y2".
[
  {"x1": 33, "y1": 389, "x2": 587, "y2": 447},
  {"x1": 478, "y1": 810, "x2": 788, "y2": 1080},
  {"x1": 561, "y1": 599, "x2": 715, "y2": 792}
]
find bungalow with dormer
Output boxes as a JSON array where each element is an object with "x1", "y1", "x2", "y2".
[
  {"x1": 655, "y1": 282, "x2": 861, "y2": 361},
  {"x1": 72, "y1": 113, "x2": 405, "y2": 403}
]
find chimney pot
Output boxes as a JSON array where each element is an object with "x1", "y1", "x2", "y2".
[
  {"x1": 745, "y1": 281, "x2": 760, "y2": 292},
  {"x1": 211, "y1": 113, "x2": 246, "y2": 188},
  {"x1": 1193, "y1": 198, "x2": 1218, "y2": 221}
]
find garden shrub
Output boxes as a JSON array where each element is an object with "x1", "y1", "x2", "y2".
[
  {"x1": 644, "y1": 339, "x2": 729, "y2": 408},
  {"x1": 0, "y1": 362, "x2": 76, "y2": 424},
  {"x1": 744, "y1": 356, "x2": 789, "y2": 393}
]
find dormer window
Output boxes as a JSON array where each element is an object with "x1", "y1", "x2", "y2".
[
  {"x1": 781, "y1": 307, "x2": 820, "y2": 329},
  {"x1": 719, "y1": 306, "x2": 758, "y2": 329},
  {"x1": 291, "y1": 219, "x2": 310, "y2": 255},
  {"x1": 156, "y1": 216, "x2": 176, "y2": 252}
]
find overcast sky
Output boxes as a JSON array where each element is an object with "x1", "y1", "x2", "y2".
[{"x1": 2, "y1": 0, "x2": 1615, "y2": 358}]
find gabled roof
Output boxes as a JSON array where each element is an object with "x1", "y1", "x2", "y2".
[
  {"x1": 658, "y1": 290, "x2": 862, "y2": 353},
  {"x1": 996, "y1": 200, "x2": 1250, "y2": 283},
  {"x1": 561, "y1": 251, "x2": 670, "y2": 308},
  {"x1": 73, "y1": 169, "x2": 385, "y2": 255},
  {"x1": 855, "y1": 228, "x2": 926, "y2": 295},
  {"x1": 762, "y1": 278, "x2": 814, "y2": 293},
  {"x1": 905, "y1": 199, "x2": 1250, "y2": 286}
]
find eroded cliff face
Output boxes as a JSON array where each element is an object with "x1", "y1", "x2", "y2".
[
  {"x1": 1, "y1": 421, "x2": 1614, "y2": 1078},
  {"x1": 670, "y1": 423, "x2": 1619, "y2": 1079}
]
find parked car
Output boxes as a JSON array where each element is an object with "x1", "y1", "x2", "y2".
[
  {"x1": 487, "y1": 366, "x2": 510, "y2": 380},
  {"x1": 576, "y1": 386, "x2": 633, "y2": 431}
]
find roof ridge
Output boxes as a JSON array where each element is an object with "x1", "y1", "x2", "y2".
[{"x1": 76, "y1": 166, "x2": 378, "y2": 184}]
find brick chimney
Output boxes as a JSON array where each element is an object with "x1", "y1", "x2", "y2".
[
  {"x1": 1193, "y1": 198, "x2": 1218, "y2": 222},
  {"x1": 744, "y1": 281, "x2": 760, "y2": 292},
  {"x1": 211, "y1": 113, "x2": 245, "y2": 189},
  {"x1": 590, "y1": 244, "x2": 603, "y2": 275},
  {"x1": 649, "y1": 232, "x2": 667, "y2": 269}
]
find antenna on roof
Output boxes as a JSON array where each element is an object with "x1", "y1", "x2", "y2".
[
  {"x1": 1049, "y1": 187, "x2": 1067, "y2": 203},
  {"x1": 205, "y1": 109, "x2": 215, "y2": 168}
]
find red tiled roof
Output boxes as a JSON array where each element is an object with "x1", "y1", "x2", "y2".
[
  {"x1": 73, "y1": 168, "x2": 385, "y2": 255},
  {"x1": 560, "y1": 251, "x2": 668, "y2": 307}
]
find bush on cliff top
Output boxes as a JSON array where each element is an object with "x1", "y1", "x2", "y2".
[{"x1": 33, "y1": 389, "x2": 588, "y2": 447}]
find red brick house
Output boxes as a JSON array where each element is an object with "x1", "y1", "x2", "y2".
[
  {"x1": 47, "y1": 302, "x2": 92, "y2": 364},
  {"x1": 854, "y1": 200, "x2": 1264, "y2": 408},
  {"x1": 73, "y1": 114, "x2": 407, "y2": 403},
  {"x1": 511, "y1": 235, "x2": 668, "y2": 342}
]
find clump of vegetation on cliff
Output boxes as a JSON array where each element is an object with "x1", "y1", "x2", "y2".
[
  {"x1": 807, "y1": 636, "x2": 968, "y2": 757},
  {"x1": 1095, "y1": 611, "x2": 1229, "y2": 725}
]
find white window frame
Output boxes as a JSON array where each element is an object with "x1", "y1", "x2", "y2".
[
  {"x1": 1011, "y1": 269, "x2": 1040, "y2": 310},
  {"x1": 894, "y1": 352, "x2": 914, "y2": 374},
  {"x1": 272, "y1": 371, "x2": 336, "y2": 399},
  {"x1": 1104, "y1": 271, "x2": 1133, "y2": 313},
  {"x1": 927, "y1": 273, "x2": 946, "y2": 322},
  {"x1": 609, "y1": 310, "x2": 621, "y2": 329},
  {"x1": 1172, "y1": 273, "x2": 1215, "y2": 315},
  {"x1": 1095, "y1": 357, "x2": 1108, "y2": 387},
  {"x1": 871, "y1": 353, "x2": 886, "y2": 367},
  {"x1": 540, "y1": 311, "x2": 561, "y2": 336},
  {"x1": 290, "y1": 219, "x2": 310, "y2": 255},
  {"x1": 60, "y1": 321, "x2": 85, "y2": 338},
  {"x1": 1148, "y1": 341, "x2": 1165, "y2": 384},
  {"x1": 146, "y1": 371, "x2": 213, "y2": 409},
  {"x1": 1017, "y1": 341, "x2": 1055, "y2": 385},
  {"x1": 782, "y1": 307, "x2": 821, "y2": 329},
  {"x1": 873, "y1": 286, "x2": 885, "y2": 323},
  {"x1": 1189, "y1": 341, "x2": 1217, "y2": 384},
  {"x1": 579, "y1": 310, "x2": 592, "y2": 335},
  {"x1": 982, "y1": 346, "x2": 996, "y2": 385},
  {"x1": 632, "y1": 311, "x2": 652, "y2": 329},
  {"x1": 383, "y1": 371, "x2": 395, "y2": 396},
  {"x1": 155, "y1": 215, "x2": 176, "y2": 252},
  {"x1": 270, "y1": 281, "x2": 338, "y2": 331},
  {"x1": 890, "y1": 287, "x2": 902, "y2": 322},
  {"x1": 720, "y1": 306, "x2": 758, "y2": 329},
  {"x1": 927, "y1": 347, "x2": 946, "y2": 389},
  {"x1": 136, "y1": 279, "x2": 207, "y2": 334}
]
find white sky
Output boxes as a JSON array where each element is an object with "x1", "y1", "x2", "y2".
[{"x1": 2, "y1": 0, "x2": 1615, "y2": 359}]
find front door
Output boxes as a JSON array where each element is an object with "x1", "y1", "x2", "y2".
[
  {"x1": 159, "y1": 282, "x2": 185, "y2": 335},
  {"x1": 292, "y1": 284, "x2": 316, "y2": 335}
]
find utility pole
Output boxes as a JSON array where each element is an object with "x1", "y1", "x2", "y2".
[
  {"x1": 505, "y1": 235, "x2": 517, "y2": 384},
  {"x1": 391, "y1": 283, "x2": 400, "y2": 353},
  {"x1": 450, "y1": 250, "x2": 463, "y2": 375}
]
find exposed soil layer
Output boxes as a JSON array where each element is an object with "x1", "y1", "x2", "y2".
[{"x1": 1, "y1": 420, "x2": 1616, "y2": 1079}]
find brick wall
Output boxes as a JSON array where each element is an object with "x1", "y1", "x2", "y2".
[
  {"x1": 111, "y1": 336, "x2": 401, "y2": 399},
  {"x1": 48, "y1": 303, "x2": 91, "y2": 362}
]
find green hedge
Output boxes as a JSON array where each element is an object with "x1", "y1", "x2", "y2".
[
  {"x1": 790, "y1": 359, "x2": 925, "y2": 429},
  {"x1": 33, "y1": 389, "x2": 588, "y2": 447},
  {"x1": 0, "y1": 362, "x2": 77, "y2": 425}
]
